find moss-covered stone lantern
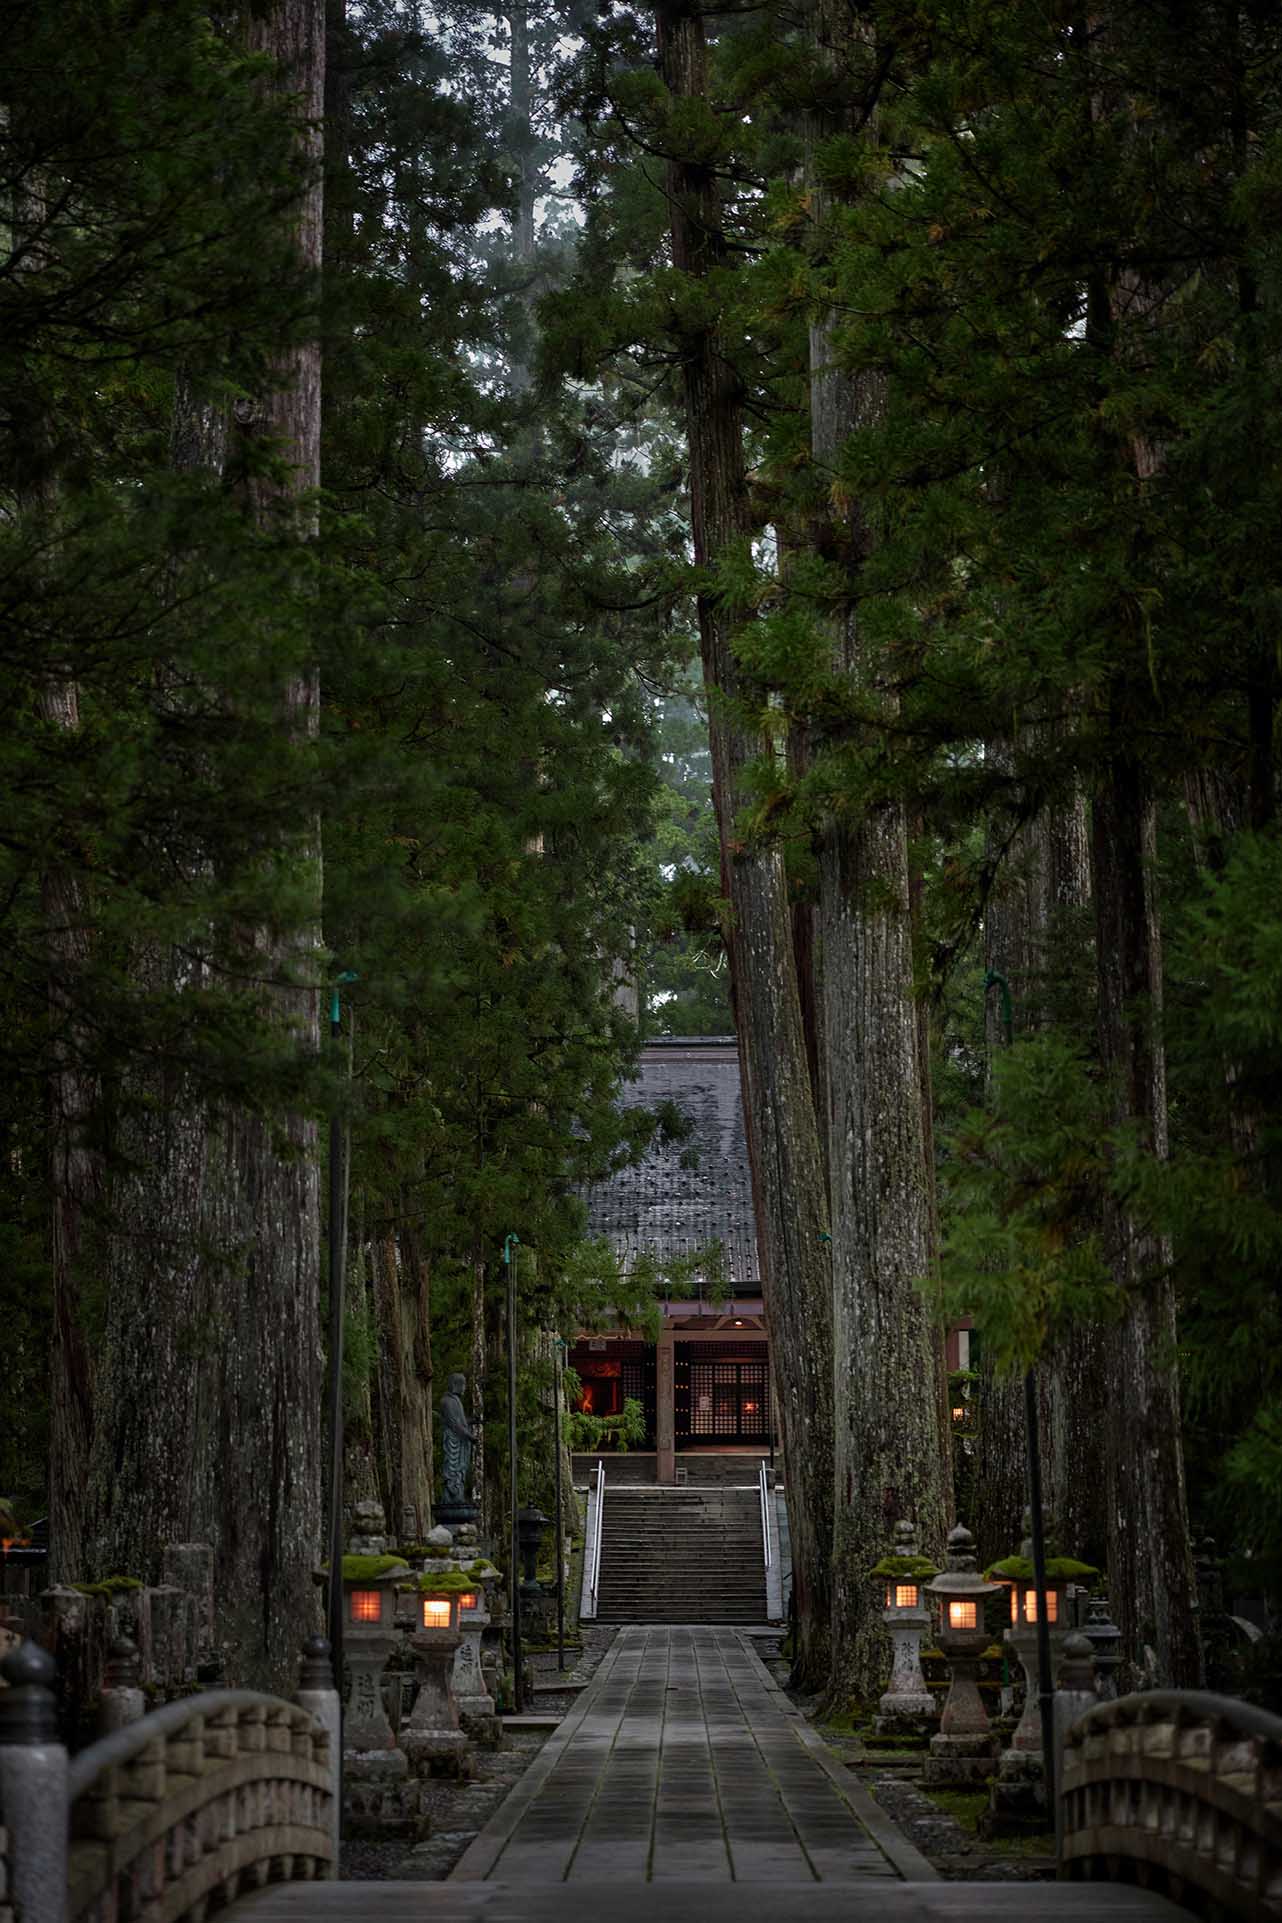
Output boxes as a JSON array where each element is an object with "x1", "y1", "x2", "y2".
[
  {"x1": 987, "y1": 1526, "x2": 1097, "y2": 1758},
  {"x1": 870, "y1": 1520, "x2": 939, "y2": 1737},
  {"x1": 340, "y1": 1552, "x2": 409, "y2": 1753},
  {"x1": 402, "y1": 1571, "x2": 470, "y2": 1775}
]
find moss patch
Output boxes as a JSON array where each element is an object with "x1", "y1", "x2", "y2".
[
  {"x1": 403, "y1": 1569, "x2": 481, "y2": 1595},
  {"x1": 920, "y1": 1786, "x2": 1054, "y2": 1857},
  {"x1": 870, "y1": 1555, "x2": 939, "y2": 1580},
  {"x1": 984, "y1": 1555, "x2": 1099, "y2": 1582},
  {"x1": 340, "y1": 1554, "x2": 409, "y2": 1581},
  {"x1": 72, "y1": 1575, "x2": 143, "y2": 1598}
]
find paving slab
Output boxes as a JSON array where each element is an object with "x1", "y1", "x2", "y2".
[
  {"x1": 449, "y1": 1625, "x2": 934, "y2": 1885},
  {"x1": 235, "y1": 1878, "x2": 1189, "y2": 1919}
]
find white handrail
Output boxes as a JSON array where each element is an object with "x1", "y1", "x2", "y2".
[
  {"x1": 759, "y1": 1461, "x2": 772, "y2": 1571},
  {"x1": 589, "y1": 1457, "x2": 606, "y2": 1613}
]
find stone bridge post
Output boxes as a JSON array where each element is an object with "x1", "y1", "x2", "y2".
[{"x1": 0, "y1": 1640, "x2": 66, "y2": 1923}]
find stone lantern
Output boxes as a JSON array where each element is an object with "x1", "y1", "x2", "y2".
[
  {"x1": 402, "y1": 1578, "x2": 468, "y2": 1775},
  {"x1": 923, "y1": 1523, "x2": 1002, "y2": 1787},
  {"x1": 341, "y1": 1554, "x2": 408, "y2": 1752},
  {"x1": 453, "y1": 1558, "x2": 501, "y2": 1744},
  {"x1": 517, "y1": 1506, "x2": 550, "y2": 1593},
  {"x1": 339, "y1": 1549, "x2": 426, "y2": 1838},
  {"x1": 980, "y1": 1523, "x2": 1097, "y2": 1838},
  {"x1": 987, "y1": 1522, "x2": 1095, "y2": 1758},
  {"x1": 871, "y1": 1520, "x2": 938, "y2": 1738},
  {"x1": 1083, "y1": 1594, "x2": 1123, "y2": 1700}
]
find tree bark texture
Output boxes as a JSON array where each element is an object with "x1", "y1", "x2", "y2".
[
  {"x1": 656, "y1": 0, "x2": 834, "y2": 1688},
  {"x1": 42, "y1": 681, "x2": 99, "y2": 1587},
  {"x1": 978, "y1": 772, "x2": 1109, "y2": 1571},
  {"x1": 18, "y1": 150, "x2": 98, "y2": 1584},
  {"x1": 81, "y1": 0, "x2": 326, "y2": 1692},
  {"x1": 806, "y1": 0, "x2": 947, "y2": 1705},
  {"x1": 369, "y1": 1218, "x2": 434, "y2": 1541},
  {"x1": 1092, "y1": 758, "x2": 1201, "y2": 1687}
]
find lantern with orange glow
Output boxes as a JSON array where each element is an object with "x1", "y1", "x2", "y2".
[
  {"x1": 871, "y1": 1520, "x2": 938, "y2": 1732},
  {"x1": 403, "y1": 1576, "x2": 469, "y2": 1771},
  {"x1": 339, "y1": 1553, "x2": 408, "y2": 1638},
  {"x1": 338, "y1": 1552, "x2": 409, "y2": 1753},
  {"x1": 986, "y1": 1530, "x2": 1097, "y2": 1758},
  {"x1": 925, "y1": 1523, "x2": 1002, "y2": 1752}
]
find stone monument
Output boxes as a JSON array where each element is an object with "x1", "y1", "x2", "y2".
[{"x1": 437, "y1": 1373, "x2": 479, "y2": 1525}]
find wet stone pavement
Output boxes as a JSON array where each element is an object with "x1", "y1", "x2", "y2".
[
  {"x1": 451, "y1": 1624, "x2": 927, "y2": 1884},
  {"x1": 242, "y1": 1625, "x2": 1188, "y2": 1918},
  {"x1": 339, "y1": 1625, "x2": 617, "y2": 1883}
]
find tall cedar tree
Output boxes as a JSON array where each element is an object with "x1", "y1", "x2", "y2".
[
  {"x1": 652, "y1": 0, "x2": 836, "y2": 1689},
  {"x1": 4, "y1": 0, "x2": 332, "y2": 1687},
  {"x1": 801, "y1": 0, "x2": 949, "y2": 1702}
]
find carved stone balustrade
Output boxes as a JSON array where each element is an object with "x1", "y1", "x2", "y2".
[
  {"x1": 64, "y1": 1686, "x2": 336, "y2": 1920},
  {"x1": 1060, "y1": 1688, "x2": 1282, "y2": 1919}
]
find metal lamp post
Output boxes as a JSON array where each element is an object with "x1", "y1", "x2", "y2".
[
  {"x1": 984, "y1": 965, "x2": 1057, "y2": 1805},
  {"x1": 504, "y1": 1232, "x2": 523, "y2": 1713},
  {"x1": 325, "y1": 967, "x2": 357, "y2": 1819},
  {"x1": 555, "y1": 1336, "x2": 567, "y2": 1672}
]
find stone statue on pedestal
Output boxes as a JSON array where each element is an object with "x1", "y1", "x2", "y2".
[{"x1": 438, "y1": 1373, "x2": 478, "y2": 1523}]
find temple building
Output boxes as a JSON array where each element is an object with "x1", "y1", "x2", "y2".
[{"x1": 572, "y1": 1036, "x2": 771, "y2": 1483}]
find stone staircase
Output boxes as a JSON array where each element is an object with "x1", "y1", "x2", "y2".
[{"x1": 595, "y1": 1486, "x2": 767, "y2": 1623}]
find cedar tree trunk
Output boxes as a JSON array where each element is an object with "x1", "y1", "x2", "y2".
[
  {"x1": 806, "y1": 0, "x2": 947, "y2": 1706},
  {"x1": 656, "y1": 0, "x2": 834, "y2": 1687}
]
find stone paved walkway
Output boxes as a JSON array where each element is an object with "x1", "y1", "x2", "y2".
[
  {"x1": 450, "y1": 1625, "x2": 931, "y2": 1884},
  {"x1": 236, "y1": 1625, "x2": 1187, "y2": 1918}
]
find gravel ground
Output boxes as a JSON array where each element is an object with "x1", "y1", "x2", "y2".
[
  {"x1": 768, "y1": 1639, "x2": 1055, "y2": 1884},
  {"x1": 338, "y1": 1624, "x2": 616, "y2": 1882},
  {"x1": 860, "y1": 1770, "x2": 1054, "y2": 1882}
]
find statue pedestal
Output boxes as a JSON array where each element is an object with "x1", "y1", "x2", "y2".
[{"x1": 435, "y1": 1501, "x2": 480, "y2": 1527}]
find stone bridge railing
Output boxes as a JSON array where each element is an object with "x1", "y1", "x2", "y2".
[
  {"x1": 1060, "y1": 1689, "x2": 1282, "y2": 1920},
  {"x1": 0, "y1": 1636, "x2": 339, "y2": 1923}
]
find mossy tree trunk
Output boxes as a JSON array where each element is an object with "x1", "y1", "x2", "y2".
[
  {"x1": 79, "y1": 0, "x2": 326, "y2": 1694},
  {"x1": 805, "y1": 0, "x2": 948, "y2": 1708},
  {"x1": 655, "y1": 0, "x2": 834, "y2": 1689}
]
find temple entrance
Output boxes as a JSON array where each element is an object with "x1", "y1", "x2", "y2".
[{"x1": 676, "y1": 1345, "x2": 771, "y2": 1447}]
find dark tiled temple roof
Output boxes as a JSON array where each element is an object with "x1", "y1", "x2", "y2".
[{"x1": 586, "y1": 1038, "x2": 760, "y2": 1295}]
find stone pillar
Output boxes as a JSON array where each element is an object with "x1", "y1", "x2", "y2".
[
  {"x1": 0, "y1": 1642, "x2": 67, "y2": 1923},
  {"x1": 142, "y1": 1584, "x2": 192, "y2": 1690},
  {"x1": 656, "y1": 1326, "x2": 676, "y2": 1483},
  {"x1": 1052, "y1": 1633, "x2": 1098, "y2": 1857},
  {"x1": 294, "y1": 1635, "x2": 341, "y2": 1876},
  {"x1": 403, "y1": 1623, "x2": 467, "y2": 1776},
  {"x1": 453, "y1": 1584, "x2": 499, "y2": 1746},
  {"x1": 161, "y1": 1543, "x2": 214, "y2": 1665},
  {"x1": 97, "y1": 1635, "x2": 145, "y2": 1734},
  {"x1": 979, "y1": 1617, "x2": 1068, "y2": 1839}
]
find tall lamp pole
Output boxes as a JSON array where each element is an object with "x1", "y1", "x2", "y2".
[
  {"x1": 554, "y1": 1337, "x2": 566, "y2": 1673},
  {"x1": 983, "y1": 968, "x2": 1056, "y2": 1806},
  {"x1": 504, "y1": 1232, "x2": 523, "y2": 1713},
  {"x1": 326, "y1": 969, "x2": 357, "y2": 1809}
]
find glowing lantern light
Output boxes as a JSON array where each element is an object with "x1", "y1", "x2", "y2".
[
  {"x1": 422, "y1": 1596, "x2": 452, "y2": 1629},
  {"x1": 458, "y1": 1592, "x2": 478, "y2": 1612},
  {"x1": 896, "y1": 1583, "x2": 919, "y2": 1610},
  {"x1": 349, "y1": 1589, "x2": 381, "y2": 1624},
  {"x1": 948, "y1": 1599, "x2": 978, "y2": 1631}
]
